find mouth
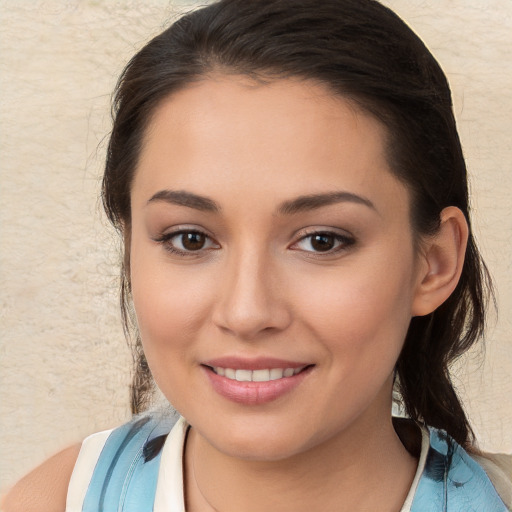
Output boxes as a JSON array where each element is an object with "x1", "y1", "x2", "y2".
[
  {"x1": 207, "y1": 365, "x2": 308, "y2": 382},
  {"x1": 202, "y1": 362, "x2": 314, "y2": 405}
]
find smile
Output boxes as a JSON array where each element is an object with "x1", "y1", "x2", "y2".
[
  {"x1": 204, "y1": 363, "x2": 313, "y2": 405},
  {"x1": 211, "y1": 366, "x2": 306, "y2": 382}
]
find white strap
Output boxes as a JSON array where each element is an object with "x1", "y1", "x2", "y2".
[
  {"x1": 65, "y1": 429, "x2": 112, "y2": 512},
  {"x1": 153, "y1": 416, "x2": 188, "y2": 512},
  {"x1": 399, "y1": 426, "x2": 430, "y2": 512}
]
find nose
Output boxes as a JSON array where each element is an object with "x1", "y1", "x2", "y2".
[{"x1": 212, "y1": 248, "x2": 292, "y2": 340}]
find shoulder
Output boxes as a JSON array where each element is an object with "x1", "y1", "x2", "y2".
[
  {"x1": 0, "y1": 411, "x2": 179, "y2": 512},
  {"x1": 70, "y1": 410, "x2": 180, "y2": 512},
  {"x1": 472, "y1": 452, "x2": 512, "y2": 510},
  {"x1": 413, "y1": 428, "x2": 511, "y2": 511},
  {"x1": 1, "y1": 443, "x2": 82, "y2": 512}
]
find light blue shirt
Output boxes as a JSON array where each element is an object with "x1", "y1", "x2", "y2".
[{"x1": 80, "y1": 414, "x2": 508, "y2": 511}]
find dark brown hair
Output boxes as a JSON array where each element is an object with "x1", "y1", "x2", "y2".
[{"x1": 102, "y1": 0, "x2": 493, "y2": 448}]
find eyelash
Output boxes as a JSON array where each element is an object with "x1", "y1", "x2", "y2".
[
  {"x1": 153, "y1": 229, "x2": 219, "y2": 257},
  {"x1": 290, "y1": 230, "x2": 356, "y2": 256},
  {"x1": 153, "y1": 229, "x2": 355, "y2": 257}
]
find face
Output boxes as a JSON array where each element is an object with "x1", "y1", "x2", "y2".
[{"x1": 129, "y1": 76, "x2": 423, "y2": 461}]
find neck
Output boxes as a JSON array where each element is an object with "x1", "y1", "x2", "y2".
[{"x1": 184, "y1": 410, "x2": 418, "y2": 512}]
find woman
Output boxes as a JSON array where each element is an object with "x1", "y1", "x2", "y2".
[{"x1": 4, "y1": 0, "x2": 511, "y2": 510}]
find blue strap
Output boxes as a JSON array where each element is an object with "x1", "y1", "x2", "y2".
[
  {"x1": 411, "y1": 428, "x2": 508, "y2": 512},
  {"x1": 82, "y1": 414, "x2": 176, "y2": 512}
]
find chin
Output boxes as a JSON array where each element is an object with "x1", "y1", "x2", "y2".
[
  {"x1": 216, "y1": 434, "x2": 308, "y2": 462},
  {"x1": 194, "y1": 413, "x2": 321, "y2": 462}
]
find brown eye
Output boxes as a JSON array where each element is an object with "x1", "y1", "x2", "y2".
[
  {"x1": 292, "y1": 231, "x2": 355, "y2": 255},
  {"x1": 181, "y1": 232, "x2": 206, "y2": 251},
  {"x1": 157, "y1": 229, "x2": 219, "y2": 255},
  {"x1": 310, "y1": 234, "x2": 336, "y2": 252}
]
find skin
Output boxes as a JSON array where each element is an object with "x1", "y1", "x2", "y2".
[
  {"x1": 3, "y1": 76, "x2": 467, "y2": 511},
  {"x1": 1, "y1": 444, "x2": 81, "y2": 512},
  {"x1": 129, "y1": 76, "x2": 467, "y2": 511}
]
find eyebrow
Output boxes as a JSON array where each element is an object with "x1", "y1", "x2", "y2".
[
  {"x1": 277, "y1": 191, "x2": 376, "y2": 215},
  {"x1": 147, "y1": 190, "x2": 220, "y2": 212},
  {"x1": 147, "y1": 189, "x2": 375, "y2": 215}
]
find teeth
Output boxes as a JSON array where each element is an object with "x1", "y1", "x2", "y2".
[
  {"x1": 270, "y1": 368, "x2": 283, "y2": 380},
  {"x1": 235, "y1": 369, "x2": 252, "y2": 382},
  {"x1": 252, "y1": 369, "x2": 270, "y2": 382},
  {"x1": 213, "y1": 366, "x2": 305, "y2": 382}
]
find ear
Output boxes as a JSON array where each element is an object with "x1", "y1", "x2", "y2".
[{"x1": 412, "y1": 206, "x2": 468, "y2": 317}]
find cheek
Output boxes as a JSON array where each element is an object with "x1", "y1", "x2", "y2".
[
  {"x1": 130, "y1": 250, "x2": 214, "y2": 362},
  {"x1": 130, "y1": 262, "x2": 217, "y2": 407},
  {"x1": 293, "y1": 254, "x2": 415, "y2": 369}
]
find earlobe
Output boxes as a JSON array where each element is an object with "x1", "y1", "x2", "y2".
[{"x1": 412, "y1": 206, "x2": 468, "y2": 317}]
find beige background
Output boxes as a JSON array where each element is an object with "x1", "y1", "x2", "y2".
[{"x1": 1, "y1": 0, "x2": 511, "y2": 490}]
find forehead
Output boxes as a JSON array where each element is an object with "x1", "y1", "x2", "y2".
[{"x1": 132, "y1": 76, "x2": 409, "y2": 219}]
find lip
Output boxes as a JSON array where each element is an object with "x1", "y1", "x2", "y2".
[
  {"x1": 202, "y1": 357, "x2": 314, "y2": 405},
  {"x1": 203, "y1": 356, "x2": 310, "y2": 371}
]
